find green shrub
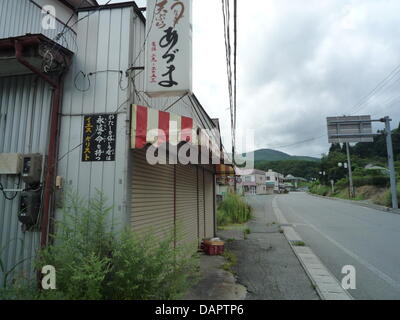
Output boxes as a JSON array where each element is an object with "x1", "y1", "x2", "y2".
[
  {"x1": 309, "y1": 184, "x2": 330, "y2": 196},
  {"x1": 2, "y1": 191, "x2": 199, "y2": 300},
  {"x1": 352, "y1": 176, "x2": 389, "y2": 187},
  {"x1": 217, "y1": 193, "x2": 252, "y2": 226},
  {"x1": 382, "y1": 184, "x2": 400, "y2": 207},
  {"x1": 104, "y1": 230, "x2": 199, "y2": 300}
]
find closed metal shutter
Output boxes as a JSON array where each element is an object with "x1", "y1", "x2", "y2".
[
  {"x1": 131, "y1": 149, "x2": 175, "y2": 240},
  {"x1": 131, "y1": 149, "x2": 214, "y2": 247},
  {"x1": 198, "y1": 167, "x2": 205, "y2": 241},
  {"x1": 176, "y1": 164, "x2": 198, "y2": 246},
  {"x1": 204, "y1": 170, "x2": 215, "y2": 238}
]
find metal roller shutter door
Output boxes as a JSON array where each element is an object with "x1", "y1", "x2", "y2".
[
  {"x1": 198, "y1": 167, "x2": 205, "y2": 241},
  {"x1": 204, "y1": 170, "x2": 215, "y2": 238},
  {"x1": 176, "y1": 164, "x2": 198, "y2": 246},
  {"x1": 131, "y1": 149, "x2": 175, "y2": 240}
]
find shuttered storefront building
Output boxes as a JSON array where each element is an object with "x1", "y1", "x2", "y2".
[{"x1": 131, "y1": 148, "x2": 216, "y2": 247}]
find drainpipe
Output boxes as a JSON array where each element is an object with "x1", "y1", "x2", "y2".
[{"x1": 14, "y1": 39, "x2": 63, "y2": 248}]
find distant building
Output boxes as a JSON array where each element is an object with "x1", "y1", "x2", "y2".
[
  {"x1": 266, "y1": 170, "x2": 285, "y2": 193},
  {"x1": 284, "y1": 175, "x2": 307, "y2": 190},
  {"x1": 237, "y1": 168, "x2": 267, "y2": 195}
]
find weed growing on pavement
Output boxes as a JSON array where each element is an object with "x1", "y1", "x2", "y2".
[
  {"x1": 291, "y1": 241, "x2": 306, "y2": 247},
  {"x1": 222, "y1": 250, "x2": 238, "y2": 274},
  {"x1": 243, "y1": 228, "x2": 251, "y2": 239},
  {"x1": 217, "y1": 193, "x2": 253, "y2": 227}
]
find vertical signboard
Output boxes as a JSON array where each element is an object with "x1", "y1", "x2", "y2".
[
  {"x1": 82, "y1": 114, "x2": 117, "y2": 162},
  {"x1": 145, "y1": 0, "x2": 192, "y2": 97}
]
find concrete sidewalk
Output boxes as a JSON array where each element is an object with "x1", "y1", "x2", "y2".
[
  {"x1": 184, "y1": 254, "x2": 247, "y2": 300},
  {"x1": 219, "y1": 195, "x2": 320, "y2": 300}
]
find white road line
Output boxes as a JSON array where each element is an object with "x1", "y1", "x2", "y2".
[
  {"x1": 285, "y1": 205, "x2": 400, "y2": 292},
  {"x1": 272, "y1": 197, "x2": 288, "y2": 225}
]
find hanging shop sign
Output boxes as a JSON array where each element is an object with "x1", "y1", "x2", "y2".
[
  {"x1": 145, "y1": 0, "x2": 192, "y2": 97},
  {"x1": 82, "y1": 114, "x2": 117, "y2": 162}
]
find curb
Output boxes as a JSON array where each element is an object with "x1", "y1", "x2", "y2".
[
  {"x1": 308, "y1": 192, "x2": 400, "y2": 215},
  {"x1": 272, "y1": 197, "x2": 353, "y2": 300}
]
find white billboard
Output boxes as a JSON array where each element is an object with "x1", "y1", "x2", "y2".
[{"x1": 145, "y1": 0, "x2": 192, "y2": 98}]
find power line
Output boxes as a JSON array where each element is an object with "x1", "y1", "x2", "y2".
[
  {"x1": 233, "y1": 0, "x2": 238, "y2": 158},
  {"x1": 268, "y1": 61, "x2": 400, "y2": 151},
  {"x1": 350, "y1": 64, "x2": 400, "y2": 115},
  {"x1": 222, "y1": 0, "x2": 236, "y2": 160}
]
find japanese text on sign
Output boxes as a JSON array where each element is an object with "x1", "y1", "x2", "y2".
[
  {"x1": 82, "y1": 114, "x2": 117, "y2": 162},
  {"x1": 145, "y1": 0, "x2": 192, "y2": 97}
]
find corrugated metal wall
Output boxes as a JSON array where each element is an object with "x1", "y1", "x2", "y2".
[
  {"x1": 56, "y1": 6, "x2": 133, "y2": 227},
  {"x1": 0, "y1": 75, "x2": 52, "y2": 284},
  {"x1": 0, "y1": 0, "x2": 77, "y2": 52}
]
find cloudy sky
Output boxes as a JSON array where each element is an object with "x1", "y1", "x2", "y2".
[{"x1": 100, "y1": 0, "x2": 400, "y2": 158}]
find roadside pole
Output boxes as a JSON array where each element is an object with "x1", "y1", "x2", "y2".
[
  {"x1": 382, "y1": 117, "x2": 398, "y2": 209},
  {"x1": 345, "y1": 142, "x2": 355, "y2": 198}
]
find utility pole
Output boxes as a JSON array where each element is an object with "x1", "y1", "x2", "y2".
[
  {"x1": 382, "y1": 117, "x2": 398, "y2": 209},
  {"x1": 345, "y1": 142, "x2": 355, "y2": 198}
]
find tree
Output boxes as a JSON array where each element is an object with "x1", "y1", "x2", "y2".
[{"x1": 329, "y1": 143, "x2": 342, "y2": 154}]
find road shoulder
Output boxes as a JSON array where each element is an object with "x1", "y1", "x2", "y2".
[
  {"x1": 218, "y1": 195, "x2": 320, "y2": 300},
  {"x1": 308, "y1": 192, "x2": 400, "y2": 215},
  {"x1": 273, "y1": 197, "x2": 353, "y2": 300}
]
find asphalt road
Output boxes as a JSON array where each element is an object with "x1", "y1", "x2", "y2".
[{"x1": 248, "y1": 193, "x2": 400, "y2": 300}]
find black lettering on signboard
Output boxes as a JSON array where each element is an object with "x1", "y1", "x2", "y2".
[{"x1": 82, "y1": 113, "x2": 117, "y2": 162}]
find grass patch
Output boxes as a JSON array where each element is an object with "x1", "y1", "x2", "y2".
[
  {"x1": 291, "y1": 241, "x2": 306, "y2": 247},
  {"x1": 218, "y1": 224, "x2": 247, "y2": 231},
  {"x1": 221, "y1": 250, "x2": 238, "y2": 274},
  {"x1": 217, "y1": 193, "x2": 253, "y2": 227}
]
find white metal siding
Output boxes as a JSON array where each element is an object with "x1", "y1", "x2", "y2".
[
  {"x1": 0, "y1": 75, "x2": 52, "y2": 283},
  {"x1": 131, "y1": 149, "x2": 175, "y2": 240},
  {"x1": 57, "y1": 7, "x2": 132, "y2": 227},
  {"x1": 0, "y1": 0, "x2": 77, "y2": 52}
]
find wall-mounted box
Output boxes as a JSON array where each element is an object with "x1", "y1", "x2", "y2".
[
  {"x1": 21, "y1": 154, "x2": 43, "y2": 186},
  {"x1": 0, "y1": 153, "x2": 22, "y2": 174},
  {"x1": 19, "y1": 190, "x2": 41, "y2": 227}
]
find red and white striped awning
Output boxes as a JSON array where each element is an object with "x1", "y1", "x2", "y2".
[
  {"x1": 131, "y1": 105, "x2": 227, "y2": 166},
  {"x1": 131, "y1": 104, "x2": 198, "y2": 149}
]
